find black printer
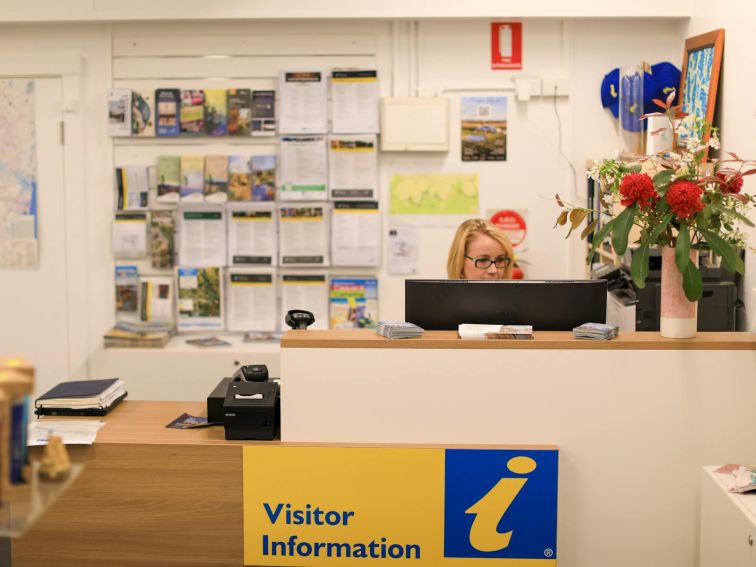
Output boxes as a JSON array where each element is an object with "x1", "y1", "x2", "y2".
[{"x1": 206, "y1": 365, "x2": 280, "y2": 440}]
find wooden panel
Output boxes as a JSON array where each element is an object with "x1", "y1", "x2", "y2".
[
  {"x1": 281, "y1": 329, "x2": 756, "y2": 350},
  {"x1": 113, "y1": 55, "x2": 377, "y2": 79},
  {"x1": 13, "y1": 443, "x2": 243, "y2": 567},
  {"x1": 113, "y1": 34, "x2": 379, "y2": 57}
]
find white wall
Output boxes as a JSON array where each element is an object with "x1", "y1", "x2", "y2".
[{"x1": 11, "y1": 14, "x2": 756, "y2": 393}]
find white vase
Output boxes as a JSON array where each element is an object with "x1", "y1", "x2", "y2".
[{"x1": 659, "y1": 246, "x2": 698, "y2": 339}]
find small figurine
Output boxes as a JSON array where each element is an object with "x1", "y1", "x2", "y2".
[{"x1": 38, "y1": 435, "x2": 71, "y2": 482}]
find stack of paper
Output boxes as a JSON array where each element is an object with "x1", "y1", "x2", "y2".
[
  {"x1": 376, "y1": 321, "x2": 424, "y2": 339},
  {"x1": 35, "y1": 379, "x2": 128, "y2": 416},
  {"x1": 458, "y1": 324, "x2": 533, "y2": 340},
  {"x1": 573, "y1": 322, "x2": 619, "y2": 340},
  {"x1": 104, "y1": 327, "x2": 172, "y2": 348}
]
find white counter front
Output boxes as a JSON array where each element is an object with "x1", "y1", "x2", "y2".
[{"x1": 280, "y1": 330, "x2": 756, "y2": 567}]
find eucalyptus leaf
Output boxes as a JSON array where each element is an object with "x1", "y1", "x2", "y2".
[
  {"x1": 631, "y1": 241, "x2": 650, "y2": 288},
  {"x1": 708, "y1": 202, "x2": 755, "y2": 227},
  {"x1": 652, "y1": 169, "x2": 674, "y2": 191},
  {"x1": 675, "y1": 222, "x2": 690, "y2": 273},
  {"x1": 682, "y1": 259, "x2": 703, "y2": 301},
  {"x1": 580, "y1": 219, "x2": 598, "y2": 240},
  {"x1": 611, "y1": 205, "x2": 636, "y2": 255},
  {"x1": 699, "y1": 228, "x2": 742, "y2": 274},
  {"x1": 586, "y1": 219, "x2": 615, "y2": 264}
]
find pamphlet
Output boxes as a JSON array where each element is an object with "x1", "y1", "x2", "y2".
[
  {"x1": 178, "y1": 207, "x2": 226, "y2": 266},
  {"x1": 108, "y1": 88, "x2": 131, "y2": 137},
  {"x1": 251, "y1": 90, "x2": 276, "y2": 136},
  {"x1": 180, "y1": 89, "x2": 205, "y2": 135},
  {"x1": 180, "y1": 155, "x2": 204, "y2": 203},
  {"x1": 280, "y1": 274, "x2": 328, "y2": 330},
  {"x1": 227, "y1": 203, "x2": 277, "y2": 266},
  {"x1": 177, "y1": 266, "x2": 224, "y2": 331},
  {"x1": 279, "y1": 136, "x2": 328, "y2": 201},
  {"x1": 165, "y1": 413, "x2": 211, "y2": 429},
  {"x1": 227, "y1": 88, "x2": 251, "y2": 136},
  {"x1": 204, "y1": 155, "x2": 229, "y2": 204},
  {"x1": 227, "y1": 269, "x2": 278, "y2": 332},
  {"x1": 329, "y1": 277, "x2": 378, "y2": 329},
  {"x1": 115, "y1": 265, "x2": 139, "y2": 320},
  {"x1": 131, "y1": 89, "x2": 154, "y2": 137},
  {"x1": 140, "y1": 276, "x2": 174, "y2": 324},
  {"x1": 278, "y1": 70, "x2": 327, "y2": 134},
  {"x1": 331, "y1": 201, "x2": 380, "y2": 266},
  {"x1": 112, "y1": 213, "x2": 147, "y2": 258},
  {"x1": 155, "y1": 88, "x2": 180, "y2": 137},
  {"x1": 149, "y1": 210, "x2": 175, "y2": 269},
  {"x1": 228, "y1": 155, "x2": 252, "y2": 201},
  {"x1": 115, "y1": 166, "x2": 149, "y2": 211},
  {"x1": 330, "y1": 69, "x2": 379, "y2": 134},
  {"x1": 251, "y1": 155, "x2": 276, "y2": 201},
  {"x1": 278, "y1": 204, "x2": 330, "y2": 267},
  {"x1": 185, "y1": 336, "x2": 231, "y2": 348},
  {"x1": 328, "y1": 134, "x2": 378, "y2": 200},
  {"x1": 156, "y1": 156, "x2": 181, "y2": 204},
  {"x1": 204, "y1": 89, "x2": 228, "y2": 136}
]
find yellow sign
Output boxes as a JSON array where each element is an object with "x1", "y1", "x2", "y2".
[{"x1": 243, "y1": 445, "x2": 558, "y2": 565}]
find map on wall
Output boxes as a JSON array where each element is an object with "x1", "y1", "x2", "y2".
[
  {"x1": 389, "y1": 173, "x2": 479, "y2": 216},
  {"x1": 0, "y1": 80, "x2": 38, "y2": 268}
]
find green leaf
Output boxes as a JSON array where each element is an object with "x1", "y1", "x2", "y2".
[
  {"x1": 652, "y1": 170, "x2": 674, "y2": 191},
  {"x1": 611, "y1": 205, "x2": 637, "y2": 255},
  {"x1": 675, "y1": 222, "x2": 690, "y2": 274},
  {"x1": 631, "y1": 241, "x2": 650, "y2": 288},
  {"x1": 699, "y1": 228, "x2": 745, "y2": 274},
  {"x1": 586, "y1": 219, "x2": 615, "y2": 264},
  {"x1": 648, "y1": 214, "x2": 673, "y2": 245},
  {"x1": 708, "y1": 202, "x2": 755, "y2": 227},
  {"x1": 682, "y1": 259, "x2": 703, "y2": 301}
]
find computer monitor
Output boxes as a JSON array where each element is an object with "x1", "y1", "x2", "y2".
[{"x1": 405, "y1": 279, "x2": 607, "y2": 331}]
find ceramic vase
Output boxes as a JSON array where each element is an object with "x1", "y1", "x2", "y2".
[{"x1": 660, "y1": 246, "x2": 698, "y2": 338}]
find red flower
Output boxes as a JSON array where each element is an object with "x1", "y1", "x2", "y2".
[
  {"x1": 619, "y1": 173, "x2": 658, "y2": 209},
  {"x1": 666, "y1": 180, "x2": 705, "y2": 220},
  {"x1": 716, "y1": 170, "x2": 744, "y2": 194}
]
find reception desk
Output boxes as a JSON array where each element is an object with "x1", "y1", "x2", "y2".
[
  {"x1": 12, "y1": 331, "x2": 756, "y2": 567},
  {"x1": 280, "y1": 331, "x2": 756, "y2": 567}
]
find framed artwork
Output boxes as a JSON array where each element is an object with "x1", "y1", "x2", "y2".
[{"x1": 677, "y1": 29, "x2": 724, "y2": 152}]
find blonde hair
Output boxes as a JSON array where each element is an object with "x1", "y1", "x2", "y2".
[{"x1": 446, "y1": 219, "x2": 514, "y2": 279}]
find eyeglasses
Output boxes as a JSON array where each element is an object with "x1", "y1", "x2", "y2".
[{"x1": 465, "y1": 255, "x2": 512, "y2": 269}]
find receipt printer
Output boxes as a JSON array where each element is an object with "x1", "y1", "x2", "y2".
[{"x1": 222, "y1": 378, "x2": 280, "y2": 441}]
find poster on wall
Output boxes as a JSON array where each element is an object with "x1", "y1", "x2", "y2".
[
  {"x1": 389, "y1": 173, "x2": 479, "y2": 227},
  {"x1": 460, "y1": 96, "x2": 507, "y2": 162},
  {"x1": 491, "y1": 22, "x2": 523, "y2": 70},
  {"x1": 0, "y1": 80, "x2": 38, "y2": 268}
]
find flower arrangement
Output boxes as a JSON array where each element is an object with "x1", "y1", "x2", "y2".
[{"x1": 555, "y1": 90, "x2": 755, "y2": 301}]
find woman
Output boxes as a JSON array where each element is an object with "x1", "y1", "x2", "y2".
[{"x1": 446, "y1": 218, "x2": 514, "y2": 279}]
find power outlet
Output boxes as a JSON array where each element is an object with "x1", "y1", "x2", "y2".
[{"x1": 542, "y1": 78, "x2": 569, "y2": 97}]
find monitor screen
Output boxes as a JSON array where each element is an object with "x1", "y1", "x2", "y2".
[{"x1": 405, "y1": 279, "x2": 607, "y2": 331}]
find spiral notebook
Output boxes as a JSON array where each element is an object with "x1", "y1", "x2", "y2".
[{"x1": 34, "y1": 379, "x2": 128, "y2": 416}]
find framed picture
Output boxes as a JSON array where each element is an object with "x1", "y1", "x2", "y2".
[{"x1": 677, "y1": 29, "x2": 724, "y2": 153}]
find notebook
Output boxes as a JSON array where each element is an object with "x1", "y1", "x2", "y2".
[{"x1": 35, "y1": 379, "x2": 128, "y2": 416}]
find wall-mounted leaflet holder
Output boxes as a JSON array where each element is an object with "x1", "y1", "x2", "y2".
[{"x1": 207, "y1": 364, "x2": 280, "y2": 440}]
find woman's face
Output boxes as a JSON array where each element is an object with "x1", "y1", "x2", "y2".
[{"x1": 462, "y1": 232, "x2": 509, "y2": 279}]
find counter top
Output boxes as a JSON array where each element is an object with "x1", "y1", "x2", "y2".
[{"x1": 281, "y1": 330, "x2": 756, "y2": 350}]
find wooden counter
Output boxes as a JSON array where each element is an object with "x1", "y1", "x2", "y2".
[
  {"x1": 13, "y1": 402, "x2": 252, "y2": 567},
  {"x1": 281, "y1": 329, "x2": 756, "y2": 349}
]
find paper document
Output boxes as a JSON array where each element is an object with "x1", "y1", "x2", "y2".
[
  {"x1": 328, "y1": 135, "x2": 378, "y2": 200},
  {"x1": 115, "y1": 166, "x2": 149, "y2": 210},
  {"x1": 177, "y1": 266, "x2": 224, "y2": 331},
  {"x1": 227, "y1": 269, "x2": 278, "y2": 332},
  {"x1": 28, "y1": 420, "x2": 106, "y2": 446},
  {"x1": 140, "y1": 276, "x2": 174, "y2": 324},
  {"x1": 279, "y1": 136, "x2": 328, "y2": 201},
  {"x1": 227, "y1": 203, "x2": 277, "y2": 266},
  {"x1": 330, "y1": 277, "x2": 378, "y2": 329},
  {"x1": 331, "y1": 201, "x2": 380, "y2": 266},
  {"x1": 180, "y1": 155, "x2": 204, "y2": 203},
  {"x1": 115, "y1": 265, "x2": 139, "y2": 322},
  {"x1": 112, "y1": 213, "x2": 147, "y2": 258},
  {"x1": 278, "y1": 204, "x2": 330, "y2": 267},
  {"x1": 278, "y1": 70, "x2": 327, "y2": 134},
  {"x1": 387, "y1": 226, "x2": 420, "y2": 275},
  {"x1": 280, "y1": 274, "x2": 328, "y2": 330},
  {"x1": 331, "y1": 69, "x2": 380, "y2": 134},
  {"x1": 178, "y1": 207, "x2": 226, "y2": 266}
]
